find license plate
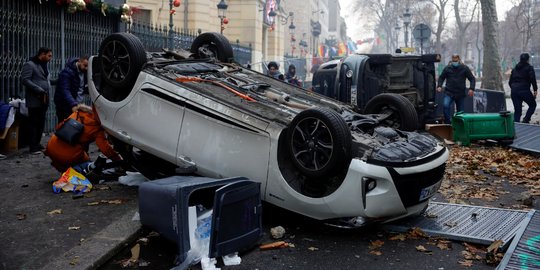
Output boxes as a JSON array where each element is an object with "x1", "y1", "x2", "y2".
[{"x1": 419, "y1": 181, "x2": 441, "y2": 201}]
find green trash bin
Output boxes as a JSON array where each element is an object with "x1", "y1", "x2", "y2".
[{"x1": 452, "y1": 111, "x2": 515, "y2": 146}]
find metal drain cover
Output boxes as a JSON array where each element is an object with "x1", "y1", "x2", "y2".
[
  {"x1": 384, "y1": 202, "x2": 529, "y2": 248},
  {"x1": 496, "y1": 210, "x2": 540, "y2": 270}
]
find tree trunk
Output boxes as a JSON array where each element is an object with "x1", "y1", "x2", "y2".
[{"x1": 480, "y1": 0, "x2": 503, "y2": 91}]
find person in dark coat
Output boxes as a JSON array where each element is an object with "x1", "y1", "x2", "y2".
[
  {"x1": 267, "y1": 61, "x2": 284, "y2": 80},
  {"x1": 21, "y1": 47, "x2": 53, "y2": 154},
  {"x1": 436, "y1": 54, "x2": 476, "y2": 124},
  {"x1": 54, "y1": 56, "x2": 89, "y2": 122},
  {"x1": 509, "y1": 53, "x2": 538, "y2": 123},
  {"x1": 285, "y1": 64, "x2": 301, "y2": 86}
]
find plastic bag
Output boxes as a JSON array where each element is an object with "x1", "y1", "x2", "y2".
[{"x1": 52, "y1": 167, "x2": 93, "y2": 194}]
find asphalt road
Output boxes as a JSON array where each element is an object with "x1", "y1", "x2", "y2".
[{"x1": 102, "y1": 201, "x2": 501, "y2": 270}]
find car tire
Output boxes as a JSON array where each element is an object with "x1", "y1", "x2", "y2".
[
  {"x1": 98, "y1": 32, "x2": 147, "y2": 91},
  {"x1": 286, "y1": 107, "x2": 351, "y2": 178},
  {"x1": 190, "y1": 32, "x2": 234, "y2": 63},
  {"x1": 364, "y1": 93, "x2": 419, "y2": 131}
]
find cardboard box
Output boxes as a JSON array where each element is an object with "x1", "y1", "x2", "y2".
[
  {"x1": 425, "y1": 124, "x2": 453, "y2": 141},
  {"x1": 0, "y1": 121, "x2": 19, "y2": 154}
]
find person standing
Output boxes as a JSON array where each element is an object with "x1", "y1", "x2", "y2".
[
  {"x1": 54, "y1": 56, "x2": 89, "y2": 122},
  {"x1": 436, "y1": 54, "x2": 476, "y2": 124},
  {"x1": 267, "y1": 61, "x2": 284, "y2": 81},
  {"x1": 285, "y1": 64, "x2": 301, "y2": 87},
  {"x1": 21, "y1": 47, "x2": 53, "y2": 154},
  {"x1": 509, "y1": 53, "x2": 538, "y2": 123}
]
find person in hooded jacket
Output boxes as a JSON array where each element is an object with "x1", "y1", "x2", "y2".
[
  {"x1": 286, "y1": 64, "x2": 302, "y2": 87},
  {"x1": 509, "y1": 53, "x2": 538, "y2": 123},
  {"x1": 45, "y1": 106, "x2": 123, "y2": 174},
  {"x1": 436, "y1": 54, "x2": 476, "y2": 124},
  {"x1": 267, "y1": 61, "x2": 285, "y2": 81},
  {"x1": 54, "y1": 56, "x2": 89, "y2": 122}
]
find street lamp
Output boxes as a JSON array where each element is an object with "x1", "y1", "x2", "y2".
[
  {"x1": 217, "y1": 0, "x2": 228, "y2": 35},
  {"x1": 402, "y1": 8, "x2": 412, "y2": 48},
  {"x1": 394, "y1": 22, "x2": 401, "y2": 49},
  {"x1": 168, "y1": 0, "x2": 175, "y2": 49},
  {"x1": 289, "y1": 20, "x2": 296, "y2": 57}
]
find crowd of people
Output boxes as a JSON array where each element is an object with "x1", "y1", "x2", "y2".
[{"x1": 20, "y1": 48, "x2": 123, "y2": 180}]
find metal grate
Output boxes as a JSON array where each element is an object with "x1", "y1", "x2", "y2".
[
  {"x1": 496, "y1": 210, "x2": 540, "y2": 270},
  {"x1": 510, "y1": 123, "x2": 540, "y2": 154},
  {"x1": 384, "y1": 202, "x2": 530, "y2": 248}
]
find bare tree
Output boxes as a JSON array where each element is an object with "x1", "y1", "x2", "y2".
[
  {"x1": 511, "y1": 0, "x2": 540, "y2": 52},
  {"x1": 480, "y1": 0, "x2": 503, "y2": 90},
  {"x1": 425, "y1": 0, "x2": 451, "y2": 58},
  {"x1": 454, "y1": 0, "x2": 479, "y2": 57}
]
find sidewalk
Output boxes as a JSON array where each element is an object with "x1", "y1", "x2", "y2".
[{"x1": 0, "y1": 135, "x2": 141, "y2": 270}]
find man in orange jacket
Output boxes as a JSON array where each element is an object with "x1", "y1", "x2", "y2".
[{"x1": 45, "y1": 105, "x2": 122, "y2": 173}]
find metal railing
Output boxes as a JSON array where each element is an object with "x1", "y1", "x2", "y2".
[
  {"x1": 0, "y1": 0, "x2": 118, "y2": 133},
  {"x1": 1, "y1": 2, "x2": 252, "y2": 135}
]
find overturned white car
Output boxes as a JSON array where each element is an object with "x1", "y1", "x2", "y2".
[{"x1": 89, "y1": 32, "x2": 448, "y2": 225}]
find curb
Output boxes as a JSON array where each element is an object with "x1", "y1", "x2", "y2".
[{"x1": 40, "y1": 207, "x2": 142, "y2": 270}]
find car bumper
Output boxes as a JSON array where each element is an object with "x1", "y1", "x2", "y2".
[{"x1": 268, "y1": 146, "x2": 448, "y2": 221}]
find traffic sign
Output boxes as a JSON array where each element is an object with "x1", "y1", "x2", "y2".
[{"x1": 412, "y1": 24, "x2": 431, "y2": 43}]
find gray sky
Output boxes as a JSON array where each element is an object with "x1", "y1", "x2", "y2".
[{"x1": 339, "y1": 0, "x2": 514, "y2": 41}]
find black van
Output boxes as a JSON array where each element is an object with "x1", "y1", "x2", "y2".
[{"x1": 312, "y1": 54, "x2": 441, "y2": 131}]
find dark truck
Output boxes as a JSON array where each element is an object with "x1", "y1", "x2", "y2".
[{"x1": 312, "y1": 54, "x2": 441, "y2": 131}]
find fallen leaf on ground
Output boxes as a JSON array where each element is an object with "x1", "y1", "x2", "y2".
[
  {"x1": 68, "y1": 226, "x2": 80, "y2": 230},
  {"x1": 119, "y1": 244, "x2": 141, "y2": 268},
  {"x1": 408, "y1": 227, "x2": 428, "y2": 239},
  {"x1": 16, "y1": 213, "x2": 26, "y2": 220},
  {"x1": 101, "y1": 199, "x2": 127, "y2": 204},
  {"x1": 459, "y1": 260, "x2": 473, "y2": 267},
  {"x1": 416, "y1": 245, "x2": 432, "y2": 254},
  {"x1": 444, "y1": 221, "x2": 458, "y2": 227},
  {"x1": 436, "y1": 240, "x2": 452, "y2": 250},
  {"x1": 307, "y1": 246, "x2": 319, "y2": 251},
  {"x1": 369, "y1": 250, "x2": 382, "y2": 256},
  {"x1": 47, "y1": 209, "x2": 62, "y2": 215},
  {"x1": 69, "y1": 256, "x2": 80, "y2": 266},
  {"x1": 487, "y1": 240, "x2": 503, "y2": 253},
  {"x1": 87, "y1": 201, "x2": 100, "y2": 206},
  {"x1": 389, "y1": 234, "x2": 407, "y2": 241},
  {"x1": 369, "y1": 240, "x2": 384, "y2": 249}
]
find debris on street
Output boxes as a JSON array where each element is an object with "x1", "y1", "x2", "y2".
[
  {"x1": 47, "y1": 209, "x2": 62, "y2": 215},
  {"x1": 270, "y1": 226, "x2": 285, "y2": 239},
  {"x1": 259, "y1": 241, "x2": 289, "y2": 250}
]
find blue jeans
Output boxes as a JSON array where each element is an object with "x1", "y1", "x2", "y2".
[
  {"x1": 511, "y1": 90, "x2": 537, "y2": 123},
  {"x1": 72, "y1": 161, "x2": 92, "y2": 174},
  {"x1": 443, "y1": 94, "x2": 465, "y2": 124}
]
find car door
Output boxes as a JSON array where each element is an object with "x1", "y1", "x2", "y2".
[
  {"x1": 113, "y1": 82, "x2": 185, "y2": 164},
  {"x1": 177, "y1": 103, "x2": 271, "y2": 183}
]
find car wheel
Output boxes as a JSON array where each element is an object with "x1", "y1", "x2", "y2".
[
  {"x1": 98, "y1": 32, "x2": 147, "y2": 91},
  {"x1": 190, "y1": 32, "x2": 234, "y2": 63},
  {"x1": 364, "y1": 93, "x2": 419, "y2": 131},
  {"x1": 111, "y1": 138, "x2": 176, "y2": 180},
  {"x1": 287, "y1": 107, "x2": 351, "y2": 178}
]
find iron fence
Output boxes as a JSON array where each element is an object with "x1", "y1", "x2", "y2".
[
  {"x1": 1, "y1": 2, "x2": 252, "y2": 135},
  {"x1": 0, "y1": 0, "x2": 119, "y2": 134},
  {"x1": 128, "y1": 22, "x2": 252, "y2": 66}
]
